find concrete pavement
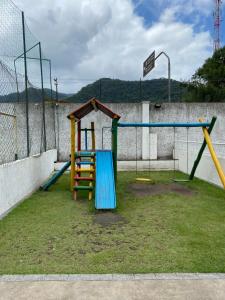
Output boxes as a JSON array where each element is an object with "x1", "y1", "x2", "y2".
[{"x1": 1, "y1": 274, "x2": 225, "y2": 300}]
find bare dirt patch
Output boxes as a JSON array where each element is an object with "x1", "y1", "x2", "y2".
[
  {"x1": 94, "y1": 212, "x2": 126, "y2": 227},
  {"x1": 129, "y1": 183, "x2": 195, "y2": 197}
]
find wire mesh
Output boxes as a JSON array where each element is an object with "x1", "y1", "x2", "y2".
[
  {"x1": 0, "y1": 60, "x2": 22, "y2": 163},
  {"x1": 0, "y1": 0, "x2": 56, "y2": 165},
  {"x1": 45, "y1": 101, "x2": 56, "y2": 151}
]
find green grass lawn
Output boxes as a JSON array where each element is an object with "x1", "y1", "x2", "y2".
[{"x1": 1, "y1": 171, "x2": 225, "y2": 274}]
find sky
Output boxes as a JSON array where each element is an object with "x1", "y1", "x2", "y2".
[{"x1": 13, "y1": 0, "x2": 225, "y2": 93}]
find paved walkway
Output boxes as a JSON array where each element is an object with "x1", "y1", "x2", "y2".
[{"x1": 1, "y1": 274, "x2": 225, "y2": 300}]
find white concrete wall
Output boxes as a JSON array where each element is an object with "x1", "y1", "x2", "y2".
[
  {"x1": 175, "y1": 139, "x2": 225, "y2": 188},
  {"x1": 149, "y1": 133, "x2": 157, "y2": 159},
  {"x1": 2, "y1": 101, "x2": 225, "y2": 163},
  {"x1": 118, "y1": 160, "x2": 177, "y2": 171},
  {"x1": 142, "y1": 102, "x2": 150, "y2": 159},
  {"x1": 0, "y1": 149, "x2": 57, "y2": 219},
  {"x1": 56, "y1": 102, "x2": 142, "y2": 161},
  {"x1": 149, "y1": 102, "x2": 225, "y2": 159},
  {"x1": 54, "y1": 102, "x2": 225, "y2": 161},
  {"x1": 0, "y1": 101, "x2": 225, "y2": 163}
]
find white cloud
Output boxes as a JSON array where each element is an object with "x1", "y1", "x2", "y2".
[{"x1": 13, "y1": 0, "x2": 212, "y2": 92}]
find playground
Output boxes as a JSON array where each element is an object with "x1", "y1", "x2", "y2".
[
  {"x1": 1, "y1": 98, "x2": 225, "y2": 275},
  {"x1": 41, "y1": 98, "x2": 225, "y2": 208},
  {"x1": 1, "y1": 171, "x2": 225, "y2": 274}
]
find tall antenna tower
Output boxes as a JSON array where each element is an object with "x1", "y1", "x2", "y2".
[{"x1": 213, "y1": 0, "x2": 222, "y2": 51}]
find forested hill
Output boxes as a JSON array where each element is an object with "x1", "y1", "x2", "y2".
[
  {"x1": 0, "y1": 78, "x2": 185, "y2": 103},
  {"x1": 66, "y1": 78, "x2": 185, "y2": 103},
  {"x1": 0, "y1": 88, "x2": 71, "y2": 103}
]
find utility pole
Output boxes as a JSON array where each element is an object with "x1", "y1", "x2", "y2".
[
  {"x1": 99, "y1": 79, "x2": 102, "y2": 100},
  {"x1": 54, "y1": 78, "x2": 59, "y2": 102},
  {"x1": 139, "y1": 77, "x2": 142, "y2": 100},
  {"x1": 213, "y1": 0, "x2": 222, "y2": 51}
]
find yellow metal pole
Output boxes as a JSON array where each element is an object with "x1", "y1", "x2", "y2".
[
  {"x1": 70, "y1": 117, "x2": 75, "y2": 192},
  {"x1": 200, "y1": 119, "x2": 225, "y2": 189}
]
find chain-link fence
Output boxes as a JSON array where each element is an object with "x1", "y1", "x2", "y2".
[{"x1": 0, "y1": 0, "x2": 56, "y2": 165}]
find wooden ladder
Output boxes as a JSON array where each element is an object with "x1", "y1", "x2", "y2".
[{"x1": 73, "y1": 151, "x2": 95, "y2": 200}]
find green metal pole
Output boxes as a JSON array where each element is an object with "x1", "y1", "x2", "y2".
[
  {"x1": 112, "y1": 118, "x2": 118, "y2": 185},
  {"x1": 189, "y1": 116, "x2": 217, "y2": 180},
  {"x1": 13, "y1": 60, "x2": 20, "y2": 103},
  {"x1": 22, "y1": 11, "x2": 30, "y2": 156},
  {"x1": 39, "y1": 42, "x2": 47, "y2": 151}
]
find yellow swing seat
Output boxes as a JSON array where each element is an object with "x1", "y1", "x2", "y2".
[{"x1": 135, "y1": 177, "x2": 153, "y2": 182}]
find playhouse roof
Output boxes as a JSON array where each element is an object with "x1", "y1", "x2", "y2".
[{"x1": 67, "y1": 98, "x2": 121, "y2": 120}]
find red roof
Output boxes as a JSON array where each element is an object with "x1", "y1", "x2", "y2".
[{"x1": 67, "y1": 98, "x2": 121, "y2": 120}]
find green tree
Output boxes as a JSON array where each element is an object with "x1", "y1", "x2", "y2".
[{"x1": 184, "y1": 46, "x2": 225, "y2": 102}]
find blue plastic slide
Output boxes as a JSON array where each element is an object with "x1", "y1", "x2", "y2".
[
  {"x1": 41, "y1": 161, "x2": 71, "y2": 191},
  {"x1": 95, "y1": 151, "x2": 116, "y2": 209}
]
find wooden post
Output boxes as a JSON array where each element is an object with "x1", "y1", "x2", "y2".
[
  {"x1": 84, "y1": 128, "x2": 88, "y2": 150},
  {"x1": 91, "y1": 122, "x2": 95, "y2": 151},
  {"x1": 77, "y1": 120, "x2": 81, "y2": 151},
  {"x1": 89, "y1": 155, "x2": 94, "y2": 201},
  {"x1": 112, "y1": 118, "x2": 118, "y2": 184},
  {"x1": 70, "y1": 117, "x2": 75, "y2": 192},
  {"x1": 88, "y1": 122, "x2": 95, "y2": 200}
]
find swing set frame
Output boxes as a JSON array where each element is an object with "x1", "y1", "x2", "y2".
[{"x1": 112, "y1": 116, "x2": 225, "y2": 189}]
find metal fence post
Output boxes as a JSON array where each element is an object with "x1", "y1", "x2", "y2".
[
  {"x1": 39, "y1": 42, "x2": 47, "y2": 151},
  {"x1": 22, "y1": 11, "x2": 30, "y2": 156},
  {"x1": 48, "y1": 59, "x2": 57, "y2": 149}
]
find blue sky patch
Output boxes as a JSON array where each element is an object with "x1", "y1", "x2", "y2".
[{"x1": 132, "y1": 0, "x2": 225, "y2": 46}]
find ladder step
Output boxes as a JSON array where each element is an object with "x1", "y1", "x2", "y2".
[
  {"x1": 74, "y1": 177, "x2": 94, "y2": 181},
  {"x1": 75, "y1": 168, "x2": 94, "y2": 173},
  {"x1": 74, "y1": 186, "x2": 94, "y2": 191},
  {"x1": 76, "y1": 161, "x2": 95, "y2": 165},
  {"x1": 76, "y1": 151, "x2": 95, "y2": 158}
]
